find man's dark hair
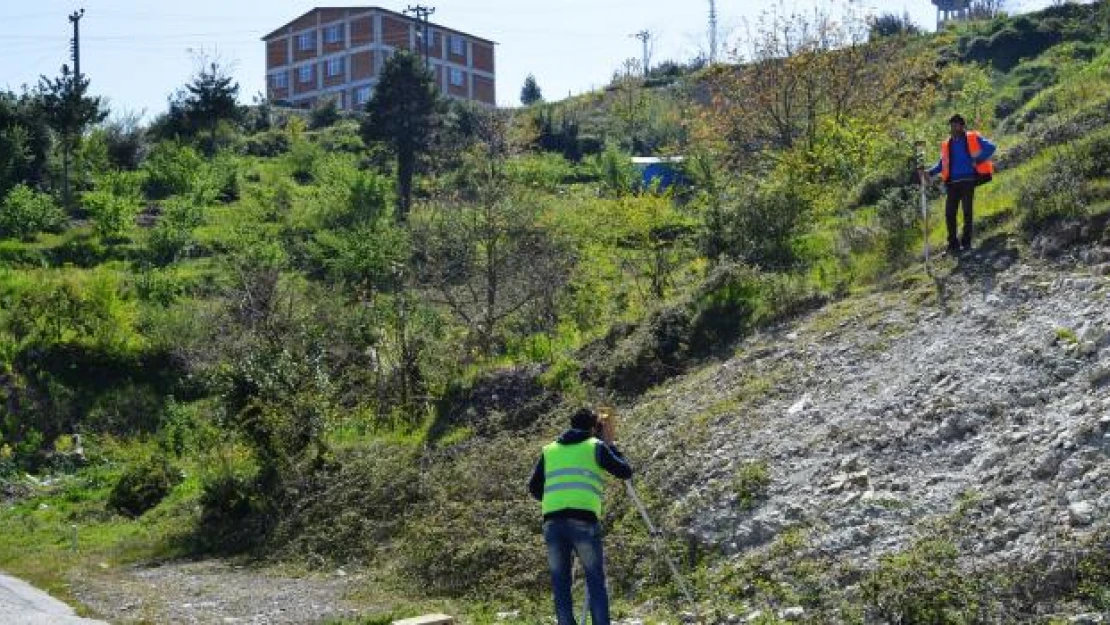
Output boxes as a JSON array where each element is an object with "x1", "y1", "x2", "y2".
[
  {"x1": 949, "y1": 114, "x2": 966, "y2": 125},
  {"x1": 570, "y1": 407, "x2": 599, "y2": 431}
]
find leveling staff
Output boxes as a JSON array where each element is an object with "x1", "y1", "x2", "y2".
[{"x1": 528, "y1": 407, "x2": 633, "y2": 625}]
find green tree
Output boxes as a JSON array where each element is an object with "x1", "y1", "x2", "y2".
[
  {"x1": 360, "y1": 51, "x2": 438, "y2": 222},
  {"x1": 37, "y1": 64, "x2": 107, "y2": 207},
  {"x1": 184, "y1": 61, "x2": 240, "y2": 156},
  {"x1": 0, "y1": 91, "x2": 52, "y2": 198},
  {"x1": 520, "y1": 74, "x2": 543, "y2": 106}
]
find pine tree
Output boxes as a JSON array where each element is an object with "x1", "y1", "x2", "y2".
[
  {"x1": 520, "y1": 74, "x2": 543, "y2": 106},
  {"x1": 184, "y1": 61, "x2": 240, "y2": 156},
  {"x1": 37, "y1": 64, "x2": 106, "y2": 207},
  {"x1": 360, "y1": 51, "x2": 438, "y2": 223}
]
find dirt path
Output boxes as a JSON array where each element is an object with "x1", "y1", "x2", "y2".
[
  {"x1": 70, "y1": 560, "x2": 370, "y2": 624},
  {"x1": 0, "y1": 572, "x2": 108, "y2": 625}
]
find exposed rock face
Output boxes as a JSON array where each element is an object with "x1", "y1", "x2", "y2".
[{"x1": 623, "y1": 238, "x2": 1110, "y2": 591}]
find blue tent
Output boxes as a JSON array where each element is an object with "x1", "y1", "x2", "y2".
[{"x1": 632, "y1": 156, "x2": 687, "y2": 191}]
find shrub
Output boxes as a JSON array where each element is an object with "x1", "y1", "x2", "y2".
[
  {"x1": 83, "y1": 172, "x2": 142, "y2": 241},
  {"x1": 710, "y1": 181, "x2": 813, "y2": 271},
  {"x1": 1017, "y1": 147, "x2": 1091, "y2": 234},
  {"x1": 870, "y1": 12, "x2": 921, "y2": 39},
  {"x1": 239, "y1": 129, "x2": 291, "y2": 158},
  {"x1": 861, "y1": 539, "x2": 992, "y2": 624},
  {"x1": 107, "y1": 455, "x2": 183, "y2": 518},
  {"x1": 309, "y1": 98, "x2": 341, "y2": 130},
  {"x1": 591, "y1": 144, "x2": 637, "y2": 197},
  {"x1": 142, "y1": 141, "x2": 204, "y2": 200},
  {"x1": 289, "y1": 139, "x2": 321, "y2": 184},
  {"x1": 688, "y1": 262, "x2": 763, "y2": 356},
  {"x1": 197, "y1": 472, "x2": 272, "y2": 553},
  {"x1": 148, "y1": 198, "x2": 204, "y2": 264},
  {"x1": 876, "y1": 186, "x2": 921, "y2": 266},
  {"x1": 734, "y1": 460, "x2": 771, "y2": 510},
  {"x1": 0, "y1": 184, "x2": 65, "y2": 240}
]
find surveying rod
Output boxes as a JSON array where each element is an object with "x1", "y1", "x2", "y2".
[{"x1": 915, "y1": 140, "x2": 932, "y2": 274}]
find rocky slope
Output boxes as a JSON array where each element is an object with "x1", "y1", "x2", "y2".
[{"x1": 621, "y1": 229, "x2": 1110, "y2": 618}]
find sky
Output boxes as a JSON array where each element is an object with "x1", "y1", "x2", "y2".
[{"x1": 0, "y1": 0, "x2": 1060, "y2": 119}]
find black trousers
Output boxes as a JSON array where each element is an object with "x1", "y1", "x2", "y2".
[{"x1": 945, "y1": 180, "x2": 976, "y2": 247}]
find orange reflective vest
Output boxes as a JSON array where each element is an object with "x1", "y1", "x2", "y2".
[{"x1": 940, "y1": 131, "x2": 994, "y2": 183}]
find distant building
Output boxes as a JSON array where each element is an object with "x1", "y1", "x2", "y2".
[
  {"x1": 263, "y1": 7, "x2": 496, "y2": 111},
  {"x1": 933, "y1": 0, "x2": 972, "y2": 29}
]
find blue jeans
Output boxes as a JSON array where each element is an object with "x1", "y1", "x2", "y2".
[{"x1": 543, "y1": 517, "x2": 610, "y2": 625}]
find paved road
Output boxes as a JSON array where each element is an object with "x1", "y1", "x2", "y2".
[{"x1": 0, "y1": 573, "x2": 108, "y2": 624}]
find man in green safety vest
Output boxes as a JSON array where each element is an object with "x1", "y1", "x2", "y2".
[{"x1": 529, "y1": 407, "x2": 633, "y2": 625}]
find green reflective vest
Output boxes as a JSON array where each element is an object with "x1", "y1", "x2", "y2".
[{"x1": 541, "y1": 438, "x2": 605, "y2": 517}]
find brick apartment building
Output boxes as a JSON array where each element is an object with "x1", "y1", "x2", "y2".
[{"x1": 263, "y1": 7, "x2": 496, "y2": 110}]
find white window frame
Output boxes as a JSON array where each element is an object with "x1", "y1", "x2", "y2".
[
  {"x1": 355, "y1": 85, "x2": 372, "y2": 105},
  {"x1": 298, "y1": 31, "x2": 316, "y2": 51},
  {"x1": 298, "y1": 64, "x2": 314, "y2": 83},
  {"x1": 272, "y1": 72, "x2": 288, "y2": 89},
  {"x1": 326, "y1": 57, "x2": 344, "y2": 77},
  {"x1": 450, "y1": 35, "x2": 465, "y2": 56},
  {"x1": 449, "y1": 67, "x2": 464, "y2": 87},
  {"x1": 325, "y1": 24, "x2": 343, "y2": 44}
]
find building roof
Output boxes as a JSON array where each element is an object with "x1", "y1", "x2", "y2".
[
  {"x1": 262, "y1": 6, "x2": 495, "y2": 45},
  {"x1": 931, "y1": 0, "x2": 971, "y2": 9}
]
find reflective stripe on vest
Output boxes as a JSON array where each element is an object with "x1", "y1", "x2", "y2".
[
  {"x1": 541, "y1": 438, "x2": 605, "y2": 517},
  {"x1": 940, "y1": 131, "x2": 994, "y2": 182}
]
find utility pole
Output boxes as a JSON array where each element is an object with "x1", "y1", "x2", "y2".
[
  {"x1": 708, "y1": 0, "x2": 718, "y2": 64},
  {"x1": 632, "y1": 30, "x2": 652, "y2": 79},
  {"x1": 405, "y1": 4, "x2": 435, "y2": 70},
  {"x1": 69, "y1": 9, "x2": 85, "y2": 80},
  {"x1": 63, "y1": 8, "x2": 85, "y2": 209}
]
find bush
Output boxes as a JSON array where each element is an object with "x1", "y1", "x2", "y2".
[
  {"x1": 83, "y1": 172, "x2": 143, "y2": 241},
  {"x1": 148, "y1": 197, "x2": 204, "y2": 264},
  {"x1": 876, "y1": 186, "x2": 921, "y2": 266},
  {"x1": 239, "y1": 129, "x2": 291, "y2": 158},
  {"x1": 708, "y1": 181, "x2": 813, "y2": 271},
  {"x1": 142, "y1": 141, "x2": 204, "y2": 200},
  {"x1": 1017, "y1": 145, "x2": 1095, "y2": 234},
  {"x1": 0, "y1": 184, "x2": 65, "y2": 240},
  {"x1": 288, "y1": 140, "x2": 321, "y2": 184},
  {"x1": 590, "y1": 144, "x2": 637, "y2": 197},
  {"x1": 309, "y1": 98, "x2": 341, "y2": 130},
  {"x1": 197, "y1": 472, "x2": 272, "y2": 553},
  {"x1": 107, "y1": 455, "x2": 183, "y2": 518},
  {"x1": 861, "y1": 539, "x2": 992, "y2": 624},
  {"x1": 870, "y1": 12, "x2": 921, "y2": 38},
  {"x1": 734, "y1": 460, "x2": 771, "y2": 510}
]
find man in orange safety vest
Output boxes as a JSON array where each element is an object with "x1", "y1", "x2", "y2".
[{"x1": 925, "y1": 114, "x2": 997, "y2": 255}]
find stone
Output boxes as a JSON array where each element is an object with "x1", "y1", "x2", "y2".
[
  {"x1": 1069, "y1": 501, "x2": 1095, "y2": 526},
  {"x1": 1069, "y1": 614, "x2": 1104, "y2": 625},
  {"x1": 780, "y1": 606, "x2": 806, "y2": 621}
]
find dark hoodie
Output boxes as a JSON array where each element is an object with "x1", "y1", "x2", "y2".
[{"x1": 528, "y1": 428, "x2": 634, "y2": 523}]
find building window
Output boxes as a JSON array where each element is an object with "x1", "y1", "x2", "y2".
[
  {"x1": 298, "y1": 31, "x2": 316, "y2": 51},
  {"x1": 355, "y1": 85, "x2": 372, "y2": 105},
  {"x1": 271, "y1": 72, "x2": 288, "y2": 89},
  {"x1": 326, "y1": 57, "x2": 344, "y2": 77},
  {"x1": 298, "y1": 65, "x2": 314, "y2": 83},
  {"x1": 450, "y1": 35, "x2": 465, "y2": 56},
  {"x1": 325, "y1": 24, "x2": 343, "y2": 44},
  {"x1": 449, "y1": 67, "x2": 464, "y2": 87}
]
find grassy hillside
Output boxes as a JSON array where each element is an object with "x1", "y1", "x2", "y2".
[{"x1": 2, "y1": 2, "x2": 1110, "y2": 623}]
